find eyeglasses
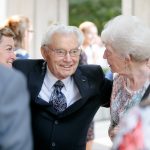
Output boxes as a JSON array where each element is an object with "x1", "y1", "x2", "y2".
[{"x1": 45, "y1": 45, "x2": 82, "y2": 57}]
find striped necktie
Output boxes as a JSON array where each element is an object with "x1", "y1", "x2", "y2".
[{"x1": 49, "y1": 80, "x2": 67, "y2": 112}]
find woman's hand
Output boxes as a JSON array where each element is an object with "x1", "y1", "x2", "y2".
[{"x1": 108, "y1": 125, "x2": 120, "y2": 142}]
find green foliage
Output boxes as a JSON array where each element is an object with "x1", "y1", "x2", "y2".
[{"x1": 69, "y1": 0, "x2": 121, "y2": 34}]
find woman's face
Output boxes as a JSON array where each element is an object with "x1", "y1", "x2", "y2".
[
  {"x1": 103, "y1": 44, "x2": 126, "y2": 74},
  {"x1": 0, "y1": 36, "x2": 16, "y2": 68},
  {"x1": 41, "y1": 33, "x2": 80, "y2": 80}
]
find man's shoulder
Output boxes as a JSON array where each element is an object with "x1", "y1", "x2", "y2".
[
  {"x1": 75, "y1": 65, "x2": 104, "y2": 81},
  {"x1": 13, "y1": 59, "x2": 45, "y2": 71},
  {"x1": 13, "y1": 59, "x2": 44, "y2": 66},
  {"x1": 77, "y1": 64, "x2": 104, "y2": 78}
]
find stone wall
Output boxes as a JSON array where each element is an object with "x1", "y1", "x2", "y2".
[{"x1": 0, "y1": 0, "x2": 68, "y2": 58}]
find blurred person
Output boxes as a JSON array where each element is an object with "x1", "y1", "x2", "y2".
[
  {"x1": 79, "y1": 21, "x2": 108, "y2": 67},
  {"x1": 79, "y1": 21, "x2": 112, "y2": 150},
  {"x1": 112, "y1": 88, "x2": 150, "y2": 150},
  {"x1": 79, "y1": 21, "x2": 112, "y2": 80},
  {"x1": 13, "y1": 24, "x2": 112, "y2": 150},
  {"x1": 0, "y1": 26, "x2": 32, "y2": 150},
  {"x1": 79, "y1": 21, "x2": 97, "y2": 150},
  {"x1": 5, "y1": 15, "x2": 33, "y2": 59},
  {"x1": 101, "y1": 15, "x2": 150, "y2": 141},
  {"x1": 0, "y1": 64, "x2": 32, "y2": 150},
  {"x1": 0, "y1": 26, "x2": 16, "y2": 67}
]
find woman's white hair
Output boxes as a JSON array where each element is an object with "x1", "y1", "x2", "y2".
[
  {"x1": 41, "y1": 24, "x2": 84, "y2": 48},
  {"x1": 101, "y1": 15, "x2": 150, "y2": 61}
]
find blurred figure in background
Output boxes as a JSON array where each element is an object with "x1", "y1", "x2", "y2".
[
  {"x1": 0, "y1": 25, "x2": 32, "y2": 149},
  {"x1": 4, "y1": 15, "x2": 33, "y2": 59},
  {"x1": 79, "y1": 21, "x2": 112, "y2": 80},
  {"x1": 101, "y1": 15, "x2": 150, "y2": 141},
  {"x1": 0, "y1": 64, "x2": 33, "y2": 150},
  {"x1": 79, "y1": 21, "x2": 106, "y2": 65},
  {"x1": 0, "y1": 26, "x2": 16, "y2": 67},
  {"x1": 79, "y1": 21, "x2": 96, "y2": 150},
  {"x1": 79, "y1": 21, "x2": 111, "y2": 150}
]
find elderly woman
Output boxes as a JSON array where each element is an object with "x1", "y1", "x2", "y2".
[
  {"x1": 101, "y1": 15, "x2": 150, "y2": 141},
  {"x1": 0, "y1": 26, "x2": 16, "y2": 67}
]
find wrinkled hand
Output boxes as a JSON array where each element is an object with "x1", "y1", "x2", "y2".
[{"x1": 108, "y1": 125, "x2": 120, "y2": 142}]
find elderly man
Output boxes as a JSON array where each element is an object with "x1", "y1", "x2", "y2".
[{"x1": 13, "y1": 24, "x2": 112, "y2": 150}]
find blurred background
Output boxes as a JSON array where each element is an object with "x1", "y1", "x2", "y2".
[{"x1": 1, "y1": 0, "x2": 150, "y2": 149}]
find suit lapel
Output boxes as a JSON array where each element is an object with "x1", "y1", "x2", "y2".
[
  {"x1": 29, "y1": 61, "x2": 46, "y2": 101},
  {"x1": 58, "y1": 67, "x2": 97, "y2": 118},
  {"x1": 73, "y1": 68, "x2": 90, "y2": 99}
]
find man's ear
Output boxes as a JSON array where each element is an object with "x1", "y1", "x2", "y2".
[
  {"x1": 147, "y1": 58, "x2": 150, "y2": 69},
  {"x1": 41, "y1": 46, "x2": 47, "y2": 60}
]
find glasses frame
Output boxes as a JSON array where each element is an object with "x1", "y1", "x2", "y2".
[{"x1": 44, "y1": 45, "x2": 82, "y2": 57}]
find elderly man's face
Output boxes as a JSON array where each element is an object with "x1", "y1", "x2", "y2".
[
  {"x1": 42, "y1": 33, "x2": 81, "y2": 80},
  {"x1": 0, "y1": 36, "x2": 16, "y2": 68}
]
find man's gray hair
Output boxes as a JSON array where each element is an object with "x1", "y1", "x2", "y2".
[{"x1": 41, "y1": 24, "x2": 84, "y2": 48}]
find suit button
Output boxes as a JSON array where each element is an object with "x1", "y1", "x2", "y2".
[
  {"x1": 52, "y1": 142, "x2": 56, "y2": 147},
  {"x1": 54, "y1": 120, "x2": 58, "y2": 124}
]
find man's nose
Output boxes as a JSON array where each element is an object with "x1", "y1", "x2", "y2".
[{"x1": 63, "y1": 52, "x2": 72, "y2": 61}]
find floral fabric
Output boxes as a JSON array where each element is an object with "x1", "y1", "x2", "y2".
[
  {"x1": 110, "y1": 74, "x2": 149, "y2": 128},
  {"x1": 112, "y1": 105, "x2": 150, "y2": 150}
]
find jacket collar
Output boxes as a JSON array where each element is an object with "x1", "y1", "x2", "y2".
[{"x1": 29, "y1": 61, "x2": 46, "y2": 101}]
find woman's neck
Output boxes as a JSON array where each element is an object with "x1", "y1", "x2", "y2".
[{"x1": 126, "y1": 65, "x2": 150, "y2": 91}]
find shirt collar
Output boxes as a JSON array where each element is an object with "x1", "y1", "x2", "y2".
[{"x1": 46, "y1": 66, "x2": 72, "y2": 91}]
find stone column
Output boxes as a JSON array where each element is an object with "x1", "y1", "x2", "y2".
[
  {"x1": 122, "y1": 0, "x2": 150, "y2": 27},
  {"x1": 0, "y1": 0, "x2": 68, "y2": 58}
]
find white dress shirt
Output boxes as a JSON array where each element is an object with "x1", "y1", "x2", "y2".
[{"x1": 38, "y1": 67, "x2": 81, "y2": 107}]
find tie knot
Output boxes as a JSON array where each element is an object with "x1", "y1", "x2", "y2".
[{"x1": 54, "y1": 80, "x2": 64, "y2": 90}]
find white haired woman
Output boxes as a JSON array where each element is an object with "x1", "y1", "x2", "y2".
[{"x1": 101, "y1": 15, "x2": 150, "y2": 141}]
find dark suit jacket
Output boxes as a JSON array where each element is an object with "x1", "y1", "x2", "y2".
[{"x1": 13, "y1": 59, "x2": 112, "y2": 150}]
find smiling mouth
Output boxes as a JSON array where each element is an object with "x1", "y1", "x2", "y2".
[
  {"x1": 63, "y1": 66, "x2": 71, "y2": 70},
  {"x1": 64, "y1": 66, "x2": 71, "y2": 68},
  {"x1": 61, "y1": 64, "x2": 73, "y2": 68},
  {"x1": 8, "y1": 61, "x2": 13, "y2": 64}
]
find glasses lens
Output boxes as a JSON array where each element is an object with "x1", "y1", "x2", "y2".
[
  {"x1": 55, "y1": 49, "x2": 65, "y2": 56},
  {"x1": 51, "y1": 48, "x2": 81, "y2": 57},
  {"x1": 70, "y1": 49, "x2": 81, "y2": 56}
]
